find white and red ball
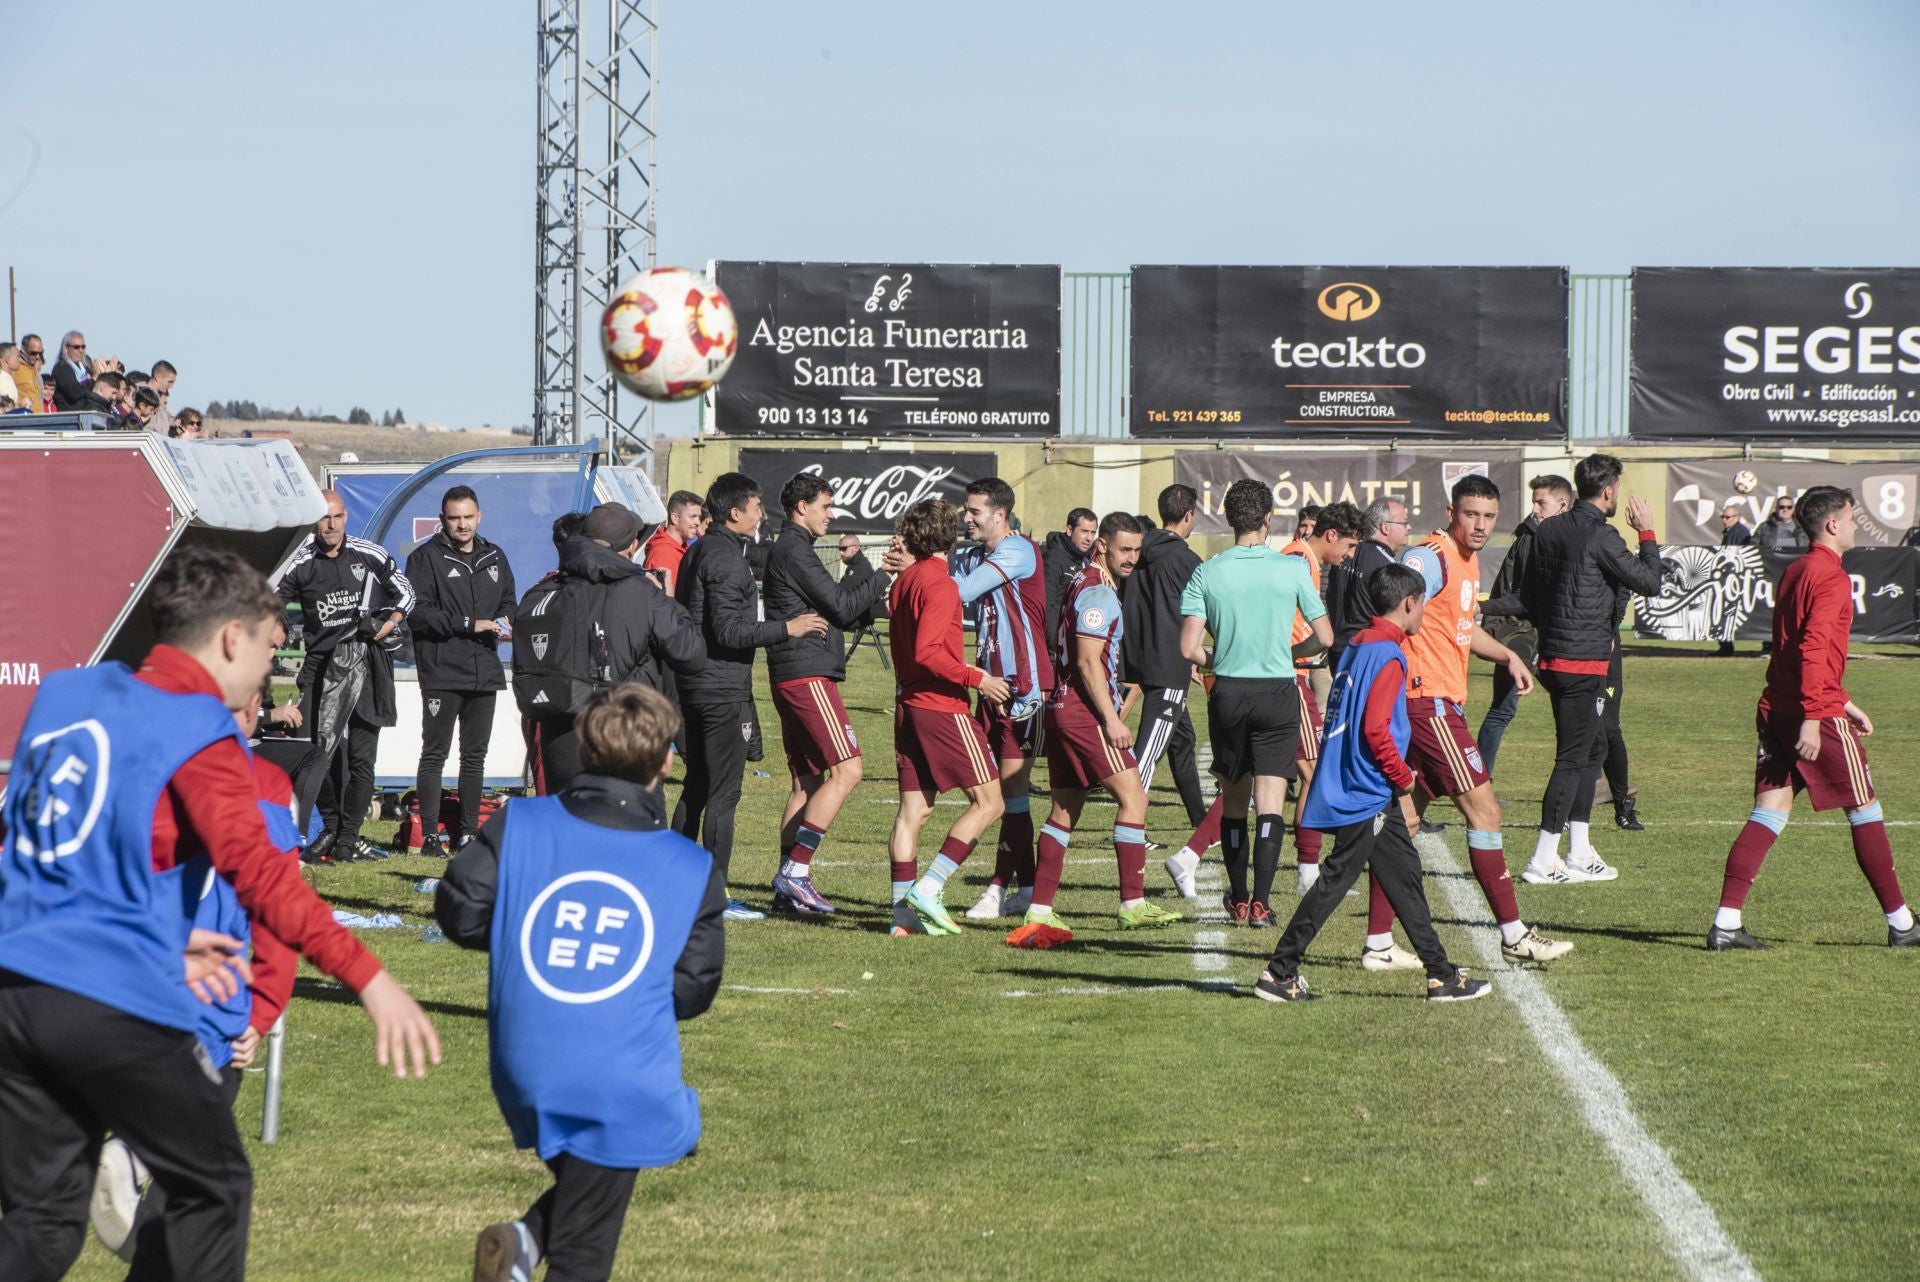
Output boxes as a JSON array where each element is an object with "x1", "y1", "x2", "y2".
[{"x1": 600, "y1": 267, "x2": 738, "y2": 402}]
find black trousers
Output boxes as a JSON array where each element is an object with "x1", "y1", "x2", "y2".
[
  {"x1": 1266, "y1": 807, "x2": 1456, "y2": 983},
  {"x1": 521, "y1": 1153, "x2": 639, "y2": 1282},
  {"x1": 417, "y1": 689, "x2": 497, "y2": 841},
  {"x1": 128, "y1": 1067, "x2": 248, "y2": 1259},
  {"x1": 1134, "y1": 686, "x2": 1207, "y2": 826},
  {"x1": 0, "y1": 974, "x2": 252, "y2": 1282},
  {"x1": 1601, "y1": 648, "x2": 1629, "y2": 798},
  {"x1": 672, "y1": 699, "x2": 753, "y2": 877},
  {"x1": 1539, "y1": 668, "x2": 1610, "y2": 834},
  {"x1": 251, "y1": 738, "x2": 323, "y2": 837},
  {"x1": 303, "y1": 683, "x2": 379, "y2": 841}
]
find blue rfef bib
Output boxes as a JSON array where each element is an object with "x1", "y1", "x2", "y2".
[
  {"x1": 189, "y1": 794, "x2": 303, "y2": 1066},
  {"x1": 488, "y1": 797, "x2": 711, "y2": 1169},
  {"x1": 0, "y1": 665, "x2": 245, "y2": 1032},
  {"x1": 1301, "y1": 639, "x2": 1411, "y2": 831}
]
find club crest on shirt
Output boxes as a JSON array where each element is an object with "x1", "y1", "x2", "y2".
[
  {"x1": 530, "y1": 634, "x2": 549, "y2": 660},
  {"x1": 519, "y1": 871, "x2": 656, "y2": 1004},
  {"x1": 350, "y1": 563, "x2": 366, "y2": 583},
  {"x1": 488, "y1": 565, "x2": 500, "y2": 582}
]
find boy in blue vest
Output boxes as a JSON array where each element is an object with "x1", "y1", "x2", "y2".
[
  {"x1": 1255, "y1": 563, "x2": 1491, "y2": 1004},
  {"x1": 438, "y1": 682, "x2": 725, "y2": 1282},
  {"x1": 0, "y1": 545, "x2": 442, "y2": 1282}
]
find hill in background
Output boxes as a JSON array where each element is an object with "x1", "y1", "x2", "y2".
[{"x1": 211, "y1": 419, "x2": 524, "y2": 469}]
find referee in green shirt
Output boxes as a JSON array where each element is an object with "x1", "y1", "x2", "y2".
[{"x1": 1180, "y1": 479, "x2": 1333, "y2": 926}]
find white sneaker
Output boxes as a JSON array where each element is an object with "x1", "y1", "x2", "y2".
[
  {"x1": 1360, "y1": 942, "x2": 1424, "y2": 971},
  {"x1": 963, "y1": 884, "x2": 1006, "y2": 920},
  {"x1": 1003, "y1": 887, "x2": 1033, "y2": 916},
  {"x1": 91, "y1": 1137, "x2": 148, "y2": 1263},
  {"x1": 1296, "y1": 863, "x2": 1321, "y2": 895},
  {"x1": 1501, "y1": 926, "x2": 1575, "y2": 963},
  {"x1": 1163, "y1": 848, "x2": 1200, "y2": 898},
  {"x1": 1521, "y1": 858, "x2": 1574, "y2": 886},
  {"x1": 1564, "y1": 852, "x2": 1619, "y2": 883}
]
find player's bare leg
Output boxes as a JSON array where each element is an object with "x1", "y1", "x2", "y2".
[
  {"x1": 968, "y1": 756, "x2": 1036, "y2": 920},
  {"x1": 1108, "y1": 765, "x2": 1181, "y2": 928},
  {"x1": 1008, "y1": 789, "x2": 1087, "y2": 948},
  {"x1": 904, "y1": 779, "x2": 1004, "y2": 935},
  {"x1": 774, "y1": 756, "x2": 864, "y2": 915},
  {"x1": 888, "y1": 787, "x2": 938, "y2": 935}
]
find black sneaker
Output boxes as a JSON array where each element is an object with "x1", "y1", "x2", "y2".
[
  {"x1": 1246, "y1": 900, "x2": 1279, "y2": 930},
  {"x1": 1614, "y1": 799, "x2": 1645, "y2": 832},
  {"x1": 300, "y1": 830, "x2": 337, "y2": 865},
  {"x1": 1254, "y1": 970, "x2": 1318, "y2": 1002},
  {"x1": 1418, "y1": 820, "x2": 1448, "y2": 836},
  {"x1": 346, "y1": 837, "x2": 389, "y2": 863},
  {"x1": 1426, "y1": 972, "x2": 1493, "y2": 1002},
  {"x1": 417, "y1": 834, "x2": 448, "y2": 860},
  {"x1": 1706, "y1": 924, "x2": 1767, "y2": 951},
  {"x1": 1889, "y1": 919, "x2": 1920, "y2": 948}
]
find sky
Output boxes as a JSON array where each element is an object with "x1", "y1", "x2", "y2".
[{"x1": 4, "y1": 0, "x2": 1916, "y2": 434}]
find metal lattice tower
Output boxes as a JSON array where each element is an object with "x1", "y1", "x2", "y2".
[{"x1": 534, "y1": 0, "x2": 658, "y2": 454}]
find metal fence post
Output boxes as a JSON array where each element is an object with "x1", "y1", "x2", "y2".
[{"x1": 260, "y1": 1014, "x2": 286, "y2": 1144}]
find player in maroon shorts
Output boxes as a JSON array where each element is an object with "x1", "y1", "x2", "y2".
[
  {"x1": 1708, "y1": 485, "x2": 1920, "y2": 950},
  {"x1": 1010, "y1": 513, "x2": 1183, "y2": 947},
  {"x1": 882, "y1": 498, "x2": 1011, "y2": 936}
]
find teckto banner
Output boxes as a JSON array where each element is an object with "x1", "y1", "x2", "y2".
[
  {"x1": 737, "y1": 448, "x2": 999, "y2": 536},
  {"x1": 711, "y1": 262, "x2": 1060, "y2": 437},
  {"x1": 1631, "y1": 268, "x2": 1920, "y2": 441},
  {"x1": 1635, "y1": 546, "x2": 1920, "y2": 644},
  {"x1": 1665, "y1": 458, "x2": 1920, "y2": 549},
  {"x1": 1130, "y1": 266, "x2": 1567, "y2": 439},
  {"x1": 1172, "y1": 448, "x2": 1528, "y2": 538}
]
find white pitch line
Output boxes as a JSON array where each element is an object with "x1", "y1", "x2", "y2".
[
  {"x1": 1414, "y1": 830, "x2": 1761, "y2": 1282},
  {"x1": 999, "y1": 981, "x2": 1235, "y2": 998},
  {"x1": 725, "y1": 985, "x2": 854, "y2": 996},
  {"x1": 1191, "y1": 929, "x2": 1230, "y2": 973}
]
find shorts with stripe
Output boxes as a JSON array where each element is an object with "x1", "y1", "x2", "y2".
[
  {"x1": 1406, "y1": 698, "x2": 1490, "y2": 798},
  {"x1": 1755, "y1": 708, "x2": 1876, "y2": 811},
  {"x1": 895, "y1": 702, "x2": 996, "y2": 794},
  {"x1": 1207, "y1": 676, "x2": 1299, "y2": 783},
  {"x1": 975, "y1": 696, "x2": 1045, "y2": 761},
  {"x1": 771, "y1": 677, "x2": 859, "y2": 777},
  {"x1": 1295, "y1": 673, "x2": 1323, "y2": 764},
  {"x1": 1045, "y1": 693, "x2": 1138, "y2": 790}
]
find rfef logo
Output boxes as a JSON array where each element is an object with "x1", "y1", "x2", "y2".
[
  {"x1": 1316, "y1": 282, "x2": 1382, "y2": 322},
  {"x1": 518, "y1": 870, "x2": 656, "y2": 1004},
  {"x1": 13, "y1": 719, "x2": 112, "y2": 864}
]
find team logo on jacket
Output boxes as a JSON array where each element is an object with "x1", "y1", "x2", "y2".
[
  {"x1": 350, "y1": 563, "x2": 366, "y2": 582},
  {"x1": 12, "y1": 719, "x2": 111, "y2": 863},
  {"x1": 487, "y1": 565, "x2": 499, "y2": 582},
  {"x1": 427, "y1": 698, "x2": 442, "y2": 717},
  {"x1": 519, "y1": 871, "x2": 656, "y2": 1004},
  {"x1": 531, "y1": 634, "x2": 549, "y2": 660},
  {"x1": 447, "y1": 566, "x2": 462, "y2": 578},
  {"x1": 740, "y1": 720, "x2": 755, "y2": 743}
]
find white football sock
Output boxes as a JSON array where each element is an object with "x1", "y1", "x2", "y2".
[
  {"x1": 912, "y1": 853, "x2": 962, "y2": 899},
  {"x1": 1569, "y1": 821, "x2": 1594, "y2": 856},
  {"x1": 1365, "y1": 932, "x2": 1395, "y2": 952},
  {"x1": 1121, "y1": 897, "x2": 1146, "y2": 911},
  {"x1": 1889, "y1": 905, "x2": 1915, "y2": 931},
  {"x1": 1499, "y1": 920, "x2": 1529, "y2": 946},
  {"x1": 1714, "y1": 906, "x2": 1743, "y2": 931},
  {"x1": 779, "y1": 859, "x2": 809, "y2": 880},
  {"x1": 1532, "y1": 829, "x2": 1562, "y2": 865}
]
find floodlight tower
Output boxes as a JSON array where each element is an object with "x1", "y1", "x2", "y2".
[{"x1": 534, "y1": 0, "x2": 658, "y2": 455}]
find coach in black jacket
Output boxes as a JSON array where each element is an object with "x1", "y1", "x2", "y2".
[
  {"x1": 405, "y1": 485, "x2": 518, "y2": 855},
  {"x1": 1327, "y1": 496, "x2": 1411, "y2": 662},
  {"x1": 1121, "y1": 484, "x2": 1207, "y2": 829},
  {"x1": 1475, "y1": 473, "x2": 1572, "y2": 774},
  {"x1": 673, "y1": 473, "x2": 827, "y2": 914},
  {"x1": 1519, "y1": 454, "x2": 1664, "y2": 881},
  {"x1": 1042, "y1": 509, "x2": 1097, "y2": 645}
]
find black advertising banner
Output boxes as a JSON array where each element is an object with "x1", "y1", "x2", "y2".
[
  {"x1": 1130, "y1": 266, "x2": 1567, "y2": 439},
  {"x1": 1172, "y1": 449, "x2": 1526, "y2": 538},
  {"x1": 1666, "y1": 458, "x2": 1920, "y2": 548},
  {"x1": 1631, "y1": 268, "x2": 1920, "y2": 441},
  {"x1": 737, "y1": 448, "x2": 998, "y2": 535},
  {"x1": 711, "y1": 262, "x2": 1060, "y2": 437},
  {"x1": 1634, "y1": 547, "x2": 1920, "y2": 643}
]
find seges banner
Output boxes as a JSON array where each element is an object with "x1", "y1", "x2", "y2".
[
  {"x1": 711, "y1": 262, "x2": 1060, "y2": 438},
  {"x1": 1173, "y1": 448, "x2": 1527, "y2": 538},
  {"x1": 1130, "y1": 266, "x2": 1567, "y2": 440},
  {"x1": 1635, "y1": 546, "x2": 1920, "y2": 644},
  {"x1": 1631, "y1": 268, "x2": 1920, "y2": 442},
  {"x1": 1665, "y1": 458, "x2": 1920, "y2": 549},
  {"x1": 738, "y1": 448, "x2": 999, "y2": 535}
]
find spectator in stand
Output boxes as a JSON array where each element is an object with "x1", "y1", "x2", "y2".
[
  {"x1": 129, "y1": 387, "x2": 162, "y2": 432},
  {"x1": 0, "y1": 344, "x2": 17, "y2": 400},
  {"x1": 11, "y1": 334, "x2": 45, "y2": 412},
  {"x1": 82, "y1": 370, "x2": 125, "y2": 421},
  {"x1": 148, "y1": 359, "x2": 177, "y2": 432},
  {"x1": 1716, "y1": 503, "x2": 1755, "y2": 656},
  {"x1": 169, "y1": 408, "x2": 206, "y2": 439},
  {"x1": 1754, "y1": 494, "x2": 1808, "y2": 554},
  {"x1": 52, "y1": 331, "x2": 118, "y2": 410},
  {"x1": 1043, "y1": 507, "x2": 1098, "y2": 643},
  {"x1": 642, "y1": 490, "x2": 704, "y2": 594}
]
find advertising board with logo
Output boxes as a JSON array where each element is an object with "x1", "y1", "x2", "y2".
[
  {"x1": 1635, "y1": 546, "x2": 1920, "y2": 643},
  {"x1": 1631, "y1": 268, "x2": 1920, "y2": 441},
  {"x1": 1130, "y1": 266, "x2": 1567, "y2": 440},
  {"x1": 1172, "y1": 448, "x2": 1527, "y2": 538},
  {"x1": 1665, "y1": 458, "x2": 1920, "y2": 548},
  {"x1": 738, "y1": 448, "x2": 1000, "y2": 535},
  {"x1": 711, "y1": 262, "x2": 1060, "y2": 438}
]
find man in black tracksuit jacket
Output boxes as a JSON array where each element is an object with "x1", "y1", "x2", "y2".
[
  {"x1": 1326, "y1": 496, "x2": 1410, "y2": 664},
  {"x1": 1121, "y1": 485, "x2": 1207, "y2": 830},
  {"x1": 673, "y1": 474, "x2": 826, "y2": 916},
  {"x1": 405, "y1": 485, "x2": 518, "y2": 855},
  {"x1": 1042, "y1": 509, "x2": 1097, "y2": 646},
  {"x1": 1520, "y1": 454, "x2": 1664, "y2": 882}
]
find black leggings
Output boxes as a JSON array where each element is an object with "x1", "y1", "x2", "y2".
[{"x1": 522, "y1": 1153, "x2": 639, "y2": 1282}]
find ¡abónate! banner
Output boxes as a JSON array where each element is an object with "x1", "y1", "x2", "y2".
[
  {"x1": 737, "y1": 448, "x2": 999, "y2": 535},
  {"x1": 1172, "y1": 449, "x2": 1527, "y2": 538},
  {"x1": 711, "y1": 262, "x2": 1060, "y2": 438},
  {"x1": 1631, "y1": 268, "x2": 1920, "y2": 442},
  {"x1": 1634, "y1": 546, "x2": 1919, "y2": 643},
  {"x1": 1130, "y1": 266, "x2": 1567, "y2": 440}
]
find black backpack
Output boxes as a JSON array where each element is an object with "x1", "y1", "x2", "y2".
[{"x1": 512, "y1": 575, "x2": 614, "y2": 717}]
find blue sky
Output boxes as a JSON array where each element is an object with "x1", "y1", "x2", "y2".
[{"x1": 4, "y1": 0, "x2": 1915, "y2": 432}]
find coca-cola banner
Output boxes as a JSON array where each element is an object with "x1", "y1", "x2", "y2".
[
  {"x1": 738, "y1": 448, "x2": 999, "y2": 535},
  {"x1": 1635, "y1": 546, "x2": 1920, "y2": 643},
  {"x1": 1172, "y1": 448, "x2": 1527, "y2": 538},
  {"x1": 1665, "y1": 458, "x2": 1920, "y2": 548},
  {"x1": 711, "y1": 262, "x2": 1060, "y2": 438}
]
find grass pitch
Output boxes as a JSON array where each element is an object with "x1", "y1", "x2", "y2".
[{"x1": 62, "y1": 641, "x2": 1920, "y2": 1280}]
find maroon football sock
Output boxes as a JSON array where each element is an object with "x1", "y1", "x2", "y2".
[
  {"x1": 1184, "y1": 795, "x2": 1224, "y2": 856},
  {"x1": 1469, "y1": 847, "x2": 1521, "y2": 926},
  {"x1": 890, "y1": 858, "x2": 918, "y2": 887},
  {"x1": 939, "y1": 835, "x2": 975, "y2": 867},
  {"x1": 1295, "y1": 825, "x2": 1323, "y2": 865},
  {"x1": 1368, "y1": 872, "x2": 1397, "y2": 935},
  {"x1": 1851, "y1": 820, "x2": 1905, "y2": 914},
  {"x1": 1033, "y1": 822, "x2": 1069, "y2": 909},
  {"x1": 784, "y1": 820, "x2": 825, "y2": 869},
  {"x1": 1718, "y1": 822, "x2": 1780, "y2": 910}
]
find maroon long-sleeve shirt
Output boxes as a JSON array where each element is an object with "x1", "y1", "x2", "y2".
[{"x1": 1761, "y1": 543, "x2": 1853, "y2": 720}]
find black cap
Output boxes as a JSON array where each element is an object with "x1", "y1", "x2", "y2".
[{"x1": 581, "y1": 502, "x2": 643, "y2": 549}]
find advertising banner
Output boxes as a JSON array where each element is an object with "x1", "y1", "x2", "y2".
[
  {"x1": 1172, "y1": 449, "x2": 1528, "y2": 538},
  {"x1": 738, "y1": 448, "x2": 1000, "y2": 535},
  {"x1": 711, "y1": 262, "x2": 1060, "y2": 438},
  {"x1": 1631, "y1": 268, "x2": 1920, "y2": 441},
  {"x1": 1130, "y1": 266, "x2": 1567, "y2": 439},
  {"x1": 1634, "y1": 546, "x2": 1920, "y2": 643},
  {"x1": 1664, "y1": 458, "x2": 1920, "y2": 548}
]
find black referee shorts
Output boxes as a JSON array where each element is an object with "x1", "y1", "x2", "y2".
[{"x1": 1207, "y1": 676, "x2": 1300, "y2": 783}]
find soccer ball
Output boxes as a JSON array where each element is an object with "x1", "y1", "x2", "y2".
[
  {"x1": 1732, "y1": 469, "x2": 1759, "y2": 495},
  {"x1": 600, "y1": 268, "x2": 738, "y2": 402},
  {"x1": 1400, "y1": 544, "x2": 1448, "y2": 602}
]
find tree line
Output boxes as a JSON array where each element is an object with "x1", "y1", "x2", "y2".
[{"x1": 206, "y1": 401, "x2": 408, "y2": 426}]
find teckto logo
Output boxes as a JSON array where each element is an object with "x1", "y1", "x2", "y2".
[{"x1": 1316, "y1": 282, "x2": 1382, "y2": 322}]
